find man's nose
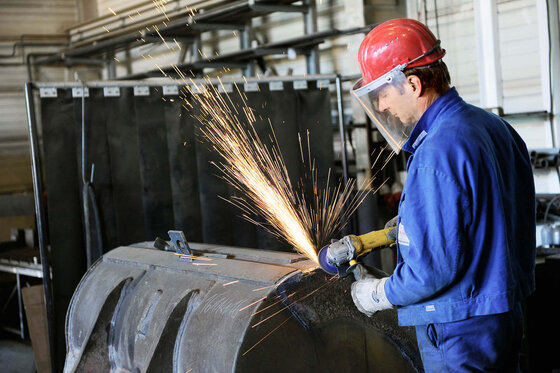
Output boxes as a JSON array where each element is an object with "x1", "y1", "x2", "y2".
[{"x1": 378, "y1": 96, "x2": 388, "y2": 112}]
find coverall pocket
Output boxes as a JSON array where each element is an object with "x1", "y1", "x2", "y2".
[{"x1": 426, "y1": 323, "x2": 439, "y2": 348}]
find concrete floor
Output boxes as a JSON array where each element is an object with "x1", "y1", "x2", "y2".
[{"x1": 0, "y1": 339, "x2": 35, "y2": 373}]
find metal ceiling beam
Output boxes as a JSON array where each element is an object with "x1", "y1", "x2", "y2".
[
  {"x1": 33, "y1": 1, "x2": 302, "y2": 67},
  {"x1": 118, "y1": 26, "x2": 372, "y2": 80},
  {"x1": 186, "y1": 21, "x2": 246, "y2": 31},
  {"x1": 248, "y1": 3, "x2": 309, "y2": 13}
]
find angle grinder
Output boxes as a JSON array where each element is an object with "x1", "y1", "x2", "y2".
[{"x1": 318, "y1": 227, "x2": 396, "y2": 277}]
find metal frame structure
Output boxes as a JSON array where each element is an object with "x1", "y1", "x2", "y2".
[
  {"x1": 25, "y1": 82, "x2": 56, "y2": 372},
  {"x1": 30, "y1": 0, "x2": 349, "y2": 79},
  {"x1": 0, "y1": 261, "x2": 49, "y2": 338},
  {"x1": 121, "y1": 27, "x2": 371, "y2": 80}
]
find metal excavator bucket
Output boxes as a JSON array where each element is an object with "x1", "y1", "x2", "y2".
[{"x1": 63, "y1": 237, "x2": 422, "y2": 372}]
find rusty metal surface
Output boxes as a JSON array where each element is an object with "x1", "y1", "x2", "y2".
[{"x1": 64, "y1": 244, "x2": 422, "y2": 372}]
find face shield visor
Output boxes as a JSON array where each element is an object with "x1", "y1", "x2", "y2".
[
  {"x1": 352, "y1": 40, "x2": 443, "y2": 153},
  {"x1": 352, "y1": 66, "x2": 414, "y2": 154}
]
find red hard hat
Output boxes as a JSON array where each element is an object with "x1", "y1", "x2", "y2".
[{"x1": 358, "y1": 18, "x2": 446, "y2": 86}]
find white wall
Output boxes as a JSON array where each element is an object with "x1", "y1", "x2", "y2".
[
  {"x1": 0, "y1": 1, "x2": 78, "y2": 158},
  {"x1": 417, "y1": 0, "x2": 558, "y2": 193}
]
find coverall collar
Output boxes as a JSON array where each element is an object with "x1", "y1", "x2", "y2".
[{"x1": 402, "y1": 87, "x2": 459, "y2": 154}]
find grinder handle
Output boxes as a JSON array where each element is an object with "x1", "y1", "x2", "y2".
[{"x1": 355, "y1": 227, "x2": 395, "y2": 257}]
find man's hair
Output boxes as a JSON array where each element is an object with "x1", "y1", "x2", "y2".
[{"x1": 403, "y1": 60, "x2": 451, "y2": 95}]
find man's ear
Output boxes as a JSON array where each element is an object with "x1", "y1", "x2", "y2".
[{"x1": 407, "y1": 75, "x2": 423, "y2": 97}]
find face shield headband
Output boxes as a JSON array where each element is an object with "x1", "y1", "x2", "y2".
[{"x1": 352, "y1": 41, "x2": 442, "y2": 153}]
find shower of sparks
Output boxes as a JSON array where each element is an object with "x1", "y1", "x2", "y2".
[
  {"x1": 176, "y1": 78, "x2": 318, "y2": 262},
  {"x1": 170, "y1": 75, "x2": 387, "y2": 264}
]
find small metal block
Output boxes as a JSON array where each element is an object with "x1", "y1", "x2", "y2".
[
  {"x1": 104, "y1": 86, "x2": 120, "y2": 97},
  {"x1": 317, "y1": 80, "x2": 331, "y2": 90},
  {"x1": 244, "y1": 82, "x2": 259, "y2": 92},
  {"x1": 134, "y1": 86, "x2": 150, "y2": 96},
  {"x1": 293, "y1": 80, "x2": 308, "y2": 90},
  {"x1": 72, "y1": 87, "x2": 90, "y2": 98},
  {"x1": 269, "y1": 81, "x2": 284, "y2": 91},
  {"x1": 163, "y1": 85, "x2": 179, "y2": 95},
  {"x1": 168, "y1": 230, "x2": 192, "y2": 260},
  {"x1": 39, "y1": 88, "x2": 57, "y2": 98}
]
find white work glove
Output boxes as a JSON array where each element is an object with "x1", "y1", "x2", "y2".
[
  {"x1": 384, "y1": 216, "x2": 399, "y2": 241},
  {"x1": 325, "y1": 235, "x2": 356, "y2": 266},
  {"x1": 351, "y1": 264, "x2": 394, "y2": 317},
  {"x1": 384, "y1": 215, "x2": 399, "y2": 229}
]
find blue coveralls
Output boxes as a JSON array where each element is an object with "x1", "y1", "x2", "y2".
[{"x1": 384, "y1": 87, "x2": 536, "y2": 372}]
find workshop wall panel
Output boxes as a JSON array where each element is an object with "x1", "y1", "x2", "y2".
[
  {"x1": 421, "y1": 0, "x2": 480, "y2": 105},
  {"x1": 417, "y1": 0, "x2": 552, "y2": 155},
  {"x1": 498, "y1": 0, "x2": 543, "y2": 114},
  {"x1": 0, "y1": 0, "x2": 77, "y2": 36}
]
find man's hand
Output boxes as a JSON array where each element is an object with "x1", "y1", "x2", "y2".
[
  {"x1": 384, "y1": 215, "x2": 399, "y2": 229},
  {"x1": 384, "y1": 216, "x2": 398, "y2": 241},
  {"x1": 325, "y1": 235, "x2": 356, "y2": 266},
  {"x1": 351, "y1": 264, "x2": 394, "y2": 317}
]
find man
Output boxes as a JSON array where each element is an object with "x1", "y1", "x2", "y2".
[{"x1": 334, "y1": 18, "x2": 536, "y2": 371}]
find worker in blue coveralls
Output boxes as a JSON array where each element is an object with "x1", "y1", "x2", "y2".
[{"x1": 329, "y1": 18, "x2": 536, "y2": 372}]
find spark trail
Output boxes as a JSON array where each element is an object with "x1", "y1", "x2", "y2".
[{"x1": 176, "y1": 77, "x2": 390, "y2": 263}]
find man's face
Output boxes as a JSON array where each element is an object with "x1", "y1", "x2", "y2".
[{"x1": 376, "y1": 82, "x2": 417, "y2": 125}]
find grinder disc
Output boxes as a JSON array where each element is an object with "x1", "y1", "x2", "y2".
[{"x1": 318, "y1": 246, "x2": 338, "y2": 275}]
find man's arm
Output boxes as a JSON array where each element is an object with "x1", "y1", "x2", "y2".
[{"x1": 384, "y1": 166, "x2": 471, "y2": 306}]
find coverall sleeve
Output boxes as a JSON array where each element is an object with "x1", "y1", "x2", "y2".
[{"x1": 384, "y1": 166, "x2": 470, "y2": 307}]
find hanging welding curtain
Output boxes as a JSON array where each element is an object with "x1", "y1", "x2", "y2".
[{"x1": 39, "y1": 81, "x2": 333, "y2": 254}]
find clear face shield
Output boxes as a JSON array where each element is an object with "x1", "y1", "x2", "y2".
[{"x1": 352, "y1": 67, "x2": 415, "y2": 154}]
